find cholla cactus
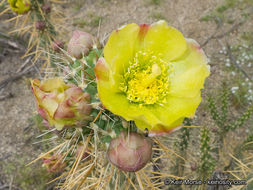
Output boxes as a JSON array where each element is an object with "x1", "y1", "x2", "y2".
[
  {"x1": 67, "y1": 30, "x2": 94, "y2": 59},
  {"x1": 25, "y1": 20, "x2": 212, "y2": 189},
  {"x1": 107, "y1": 131, "x2": 153, "y2": 172},
  {"x1": 31, "y1": 77, "x2": 93, "y2": 130}
]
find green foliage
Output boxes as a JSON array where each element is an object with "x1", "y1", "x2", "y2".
[
  {"x1": 221, "y1": 86, "x2": 229, "y2": 122},
  {"x1": 198, "y1": 127, "x2": 216, "y2": 179},
  {"x1": 171, "y1": 118, "x2": 192, "y2": 179},
  {"x1": 176, "y1": 118, "x2": 192, "y2": 152},
  {"x1": 208, "y1": 86, "x2": 253, "y2": 133},
  {"x1": 225, "y1": 106, "x2": 253, "y2": 131},
  {"x1": 200, "y1": 0, "x2": 252, "y2": 24},
  {"x1": 150, "y1": 12, "x2": 166, "y2": 20},
  {"x1": 177, "y1": 128, "x2": 190, "y2": 152},
  {"x1": 216, "y1": 5, "x2": 229, "y2": 13},
  {"x1": 1, "y1": 157, "x2": 54, "y2": 190},
  {"x1": 242, "y1": 171, "x2": 253, "y2": 190},
  {"x1": 90, "y1": 16, "x2": 102, "y2": 27},
  {"x1": 207, "y1": 95, "x2": 223, "y2": 127},
  {"x1": 241, "y1": 133, "x2": 253, "y2": 151},
  {"x1": 241, "y1": 32, "x2": 253, "y2": 43},
  {"x1": 73, "y1": 18, "x2": 89, "y2": 28},
  {"x1": 0, "y1": 1, "x2": 7, "y2": 11},
  {"x1": 200, "y1": 15, "x2": 214, "y2": 22},
  {"x1": 101, "y1": 135, "x2": 112, "y2": 143},
  {"x1": 149, "y1": 0, "x2": 162, "y2": 5}
]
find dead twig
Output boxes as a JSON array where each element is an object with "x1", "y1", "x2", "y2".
[
  {"x1": 0, "y1": 65, "x2": 35, "y2": 90},
  {"x1": 151, "y1": 141, "x2": 162, "y2": 189},
  {"x1": 201, "y1": 21, "x2": 244, "y2": 48},
  {"x1": 0, "y1": 38, "x2": 22, "y2": 50},
  {"x1": 16, "y1": 56, "x2": 33, "y2": 73},
  {"x1": 226, "y1": 43, "x2": 252, "y2": 82},
  {"x1": 9, "y1": 176, "x2": 13, "y2": 190},
  {"x1": 0, "y1": 185, "x2": 22, "y2": 190},
  {"x1": 0, "y1": 185, "x2": 8, "y2": 190},
  {"x1": 0, "y1": 93, "x2": 13, "y2": 101}
]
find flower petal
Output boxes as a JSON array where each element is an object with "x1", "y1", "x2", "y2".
[
  {"x1": 41, "y1": 97, "x2": 59, "y2": 118},
  {"x1": 104, "y1": 23, "x2": 140, "y2": 75},
  {"x1": 129, "y1": 92, "x2": 200, "y2": 134},
  {"x1": 143, "y1": 20, "x2": 187, "y2": 61},
  {"x1": 169, "y1": 39, "x2": 210, "y2": 98},
  {"x1": 40, "y1": 78, "x2": 69, "y2": 92}
]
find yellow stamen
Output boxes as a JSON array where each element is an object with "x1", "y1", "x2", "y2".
[{"x1": 120, "y1": 51, "x2": 172, "y2": 105}]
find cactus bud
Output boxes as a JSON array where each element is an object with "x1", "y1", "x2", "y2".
[
  {"x1": 67, "y1": 30, "x2": 94, "y2": 59},
  {"x1": 35, "y1": 21, "x2": 46, "y2": 31},
  {"x1": 52, "y1": 40, "x2": 64, "y2": 52},
  {"x1": 42, "y1": 154, "x2": 66, "y2": 173},
  {"x1": 190, "y1": 162, "x2": 197, "y2": 171},
  {"x1": 42, "y1": 4, "x2": 51, "y2": 14},
  {"x1": 107, "y1": 131, "x2": 153, "y2": 172},
  {"x1": 211, "y1": 127, "x2": 218, "y2": 133},
  {"x1": 76, "y1": 144, "x2": 91, "y2": 160},
  {"x1": 31, "y1": 78, "x2": 93, "y2": 130}
]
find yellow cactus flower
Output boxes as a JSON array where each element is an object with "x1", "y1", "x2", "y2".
[
  {"x1": 95, "y1": 20, "x2": 210, "y2": 136},
  {"x1": 31, "y1": 78, "x2": 92, "y2": 130},
  {"x1": 8, "y1": 0, "x2": 31, "y2": 14}
]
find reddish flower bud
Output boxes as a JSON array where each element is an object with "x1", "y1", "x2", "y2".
[
  {"x1": 211, "y1": 128, "x2": 218, "y2": 133},
  {"x1": 107, "y1": 131, "x2": 153, "y2": 172},
  {"x1": 75, "y1": 145, "x2": 91, "y2": 160},
  {"x1": 35, "y1": 21, "x2": 46, "y2": 31},
  {"x1": 52, "y1": 40, "x2": 64, "y2": 52},
  {"x1": 42, "y1": 154, "x2": 66, "y2": 173},
  {"x1": 67, "y1": 30, "x2": 94, "y2": 59},
  {"x1": 42, "y1": 4, "x2": 51, "y2": 14},
  {"x1": 190, "y1": 162, "x2": 197, "y2": 171}
]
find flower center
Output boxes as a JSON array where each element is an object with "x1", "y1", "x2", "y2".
[{"x1": 120, "y1": 51, "x2": 172, "y2": 106}]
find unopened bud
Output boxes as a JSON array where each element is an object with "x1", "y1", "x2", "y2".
[
  {"x1": 190, "y1": 162, "x2": 197, "y2": 171},
  {"x1": 36, "y1": 21, "x2": 46, "y2": 31},
  {"x1": 42, "y1": 154, "x2": 66, "y2": 173},
  {"x1": 211, "y1": 128, "x2": 218, "y2": 133},
  {"x1": 67, "y1": 30, "x2": 94, "y2": 59},
  {"x1": 76, "y1": 145, "x2": 91, "y2": 160},
  {"x1": 52, "y1": 40, "x2": 64, "y2": 52},
  {"x1": 42, "y1": 4, "x2": 51, "y2": 14},
  {"x1": 107, "y1": 131, "x2": 153, "y2": 172}
]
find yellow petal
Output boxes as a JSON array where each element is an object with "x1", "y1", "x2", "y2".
[
  {"x1": 169, "y1": 39, "x2": 210, "y2": 98},
  {"x1": 40, "y1": 78, "x2": 69, "y2": 92},
  {"x1": 54, "y1": 122, "x2": 65, "y2": 131},
  {"x1": 129, "y1": 92, "x2": 200, "y2": 134},
  {"x1": 41, "y1": 98, "x2": 58, "y2": 118},
  {"x1": 104, "y1": 23, "x2": 140, "y2": 75},
  {"x1": 149, "y1": 93, "x2": 201, "y2": 132},
  {"x1": 95, "y1": 58, "x2": 121, "y2": 92},
  {"x1": 143, "y1": 20, "x2": 187, "y2": 61}
]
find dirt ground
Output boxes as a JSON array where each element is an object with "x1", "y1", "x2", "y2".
[{"x1": 0, "y1": 0, "x2": 252, "y2": 189}]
